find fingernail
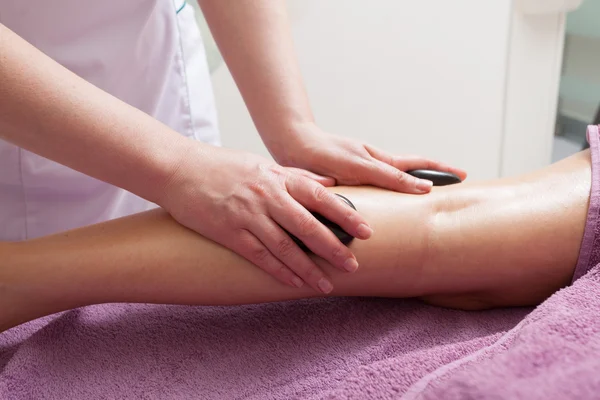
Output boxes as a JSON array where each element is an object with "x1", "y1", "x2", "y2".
[
  {"x1": 292, "y1": 277, "x2": 304, "y2": 288},
  {"x1": 343, "y1": 258, "x2": 359, "y2": 273},
  {"x1": 417, "y1": 179, "x2": 433, "y2": 193},
  {"x1": 356, "y1": 223, "x2": 374, "y2": 239},
  {"x1": 317, "y1": 278, "x2": 333, "y2": 294}
]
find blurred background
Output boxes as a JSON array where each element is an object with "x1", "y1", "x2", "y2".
[
  {"x1": 553, "y1": 0, "x2": 600, "y2": 159},
  {"x1": 190, "y1": 0, "x2": 595, "y2": 180}
]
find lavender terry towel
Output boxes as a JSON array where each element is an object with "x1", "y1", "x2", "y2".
[
  {"x1": 0, "y1": 301, "x2": 525, "y2": 399},
  {"x1": 573, "y1": 125, "x2": 600, "y2": 282},
  {"x1": 1, "y1": 126, "x2": 599, "y2": 399},
  {"x1": 408, "y1": 263, "x2": 600, "y2": 400}
]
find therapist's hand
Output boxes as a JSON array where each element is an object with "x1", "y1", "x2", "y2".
[
  {"x1": 266, "y1": 123, "x2": 467, "y2": 193},
  {"x1": 159, "y1": 143, "x2": 372, "y2": 294}
]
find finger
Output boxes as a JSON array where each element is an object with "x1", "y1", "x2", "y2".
[
  {"x1": 285, "y1": 175, "x2": 373, "y2": 241},
  {"x1": 233, "y1": 229, "x2": 305, "y2": 289},
  {"x1": 284, "y1": 167, "x2": 336, "y2": 187},
  {"x1": 389, "y1": 155, "x2": 468, "y2": 181},
  {"x1": 266, "y1": 196, "x2": 360, "y2": 280},
  {"x1": 348, "y1": 157, "x2": 433, "y2": 194},
  {"x1": 365, "y1": 145, "x2": 468, "y2": 181},
  {"x1": 249, "y1": 216, "x2": 335, "y2": 294}
]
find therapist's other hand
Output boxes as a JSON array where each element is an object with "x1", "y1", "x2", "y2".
[
  {"x1": 159, "y1": 144, "x2": 372, "y2": 294},
  {"x1": 267, "y1": 123, "x2": 467, "y2": 194}
]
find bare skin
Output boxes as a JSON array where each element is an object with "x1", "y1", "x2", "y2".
[
  {"x1": 0, "y1": 3, "x2": 466, "y2": 292},
  {"x1": 0, "y1": 150, "x2": 591, "y2": 332}
]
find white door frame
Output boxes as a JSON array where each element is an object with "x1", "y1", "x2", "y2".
[{"x1": 500, "y1": 0, "x2": 582, "y2": 176}]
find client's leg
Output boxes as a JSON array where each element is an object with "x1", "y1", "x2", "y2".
[
  {"x1": 422, "y1": 148, "x2": 590, "y2": 309},
  {"x1": 0, "y1": 150, "x2": 592, "y2": 332}
]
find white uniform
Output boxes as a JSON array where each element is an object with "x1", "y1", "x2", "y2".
[{"x1": 0, "y1": 0, "x2": 219, "y2": 241}]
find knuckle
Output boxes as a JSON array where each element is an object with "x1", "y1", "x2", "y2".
[
  {"x1": 331, "y1": 244, "x2": 345, "y2": 260},
  {"x1": 312, "y1": 185, "x2": 330, "y2": 204},
  {"x1": 297, "y1": 214, "x2": 319, "y2": 238},
  {"x1": 303, "y1": 264, "x2": 319, "y2": 279},
  {"x1": 247, "y1": 181, "x2": 269, "y2": 198},
  {"x1": 276, "y1": 238, "x2": 295, "y2": 258},
  {"x1": 336, "y1": 203, "x2": 358, "y2": 228},
  {"x1": 256, "y1": 162, "x2": 274, "y2": 176},
  {"x1": 395, "y1": 171, "x2": 409, "y2": 185},
  {"x1": 263, "y1": 163, "x2": 288, "y2": 183},
  {"x1": 252, "y1": 246, "x2": 271, "y2": 263},
  {"x1": 340, "y1": 209, "x2": 355, "y2": 226}
]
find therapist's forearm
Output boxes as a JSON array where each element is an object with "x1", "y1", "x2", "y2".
[
  {"x1": 198, "y1": 0, "x2": 313, "y2": 151},
  {"x1": 0, "y1": 24, "x2": 190, "y2": 204}
]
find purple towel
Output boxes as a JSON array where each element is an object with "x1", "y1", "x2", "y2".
[
  {"x1": 408, "y1": 264, "x2": 600, "y2": 400},
  {"x1": 0, "y1": 301, "x2": 526, "y2": 399},
  {"x1": 1, "y1": 126, "x2": 599, "y2": 399}
]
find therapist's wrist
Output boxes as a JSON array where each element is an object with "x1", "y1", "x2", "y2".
[
  {"x1": 260, "y1": 119, "x2": 319, "y2": 166},
  {"x1": 150, "y1": 136, "x2": 224, "y2": 212},
  {"x1": 133, "y1": 135, "x2": 200, "y2": 206}
]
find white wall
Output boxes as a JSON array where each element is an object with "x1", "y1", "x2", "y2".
[
  {"x1": 196, "y1": 1, "x2": 572, "y2": 179},
  {"x1": 500, "y1": 9, "x2": 567, "y2": 176},
  {"x1": 208, "y1": 1, "x2": 513, "y2": 180}
]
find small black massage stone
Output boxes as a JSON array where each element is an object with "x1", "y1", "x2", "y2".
[
  {"x1": 406, "y1": 169, "x2": 462, "y2": 186},
  {"x1": 289, "y1": 193, "x2": 356, "y2": 252}
]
